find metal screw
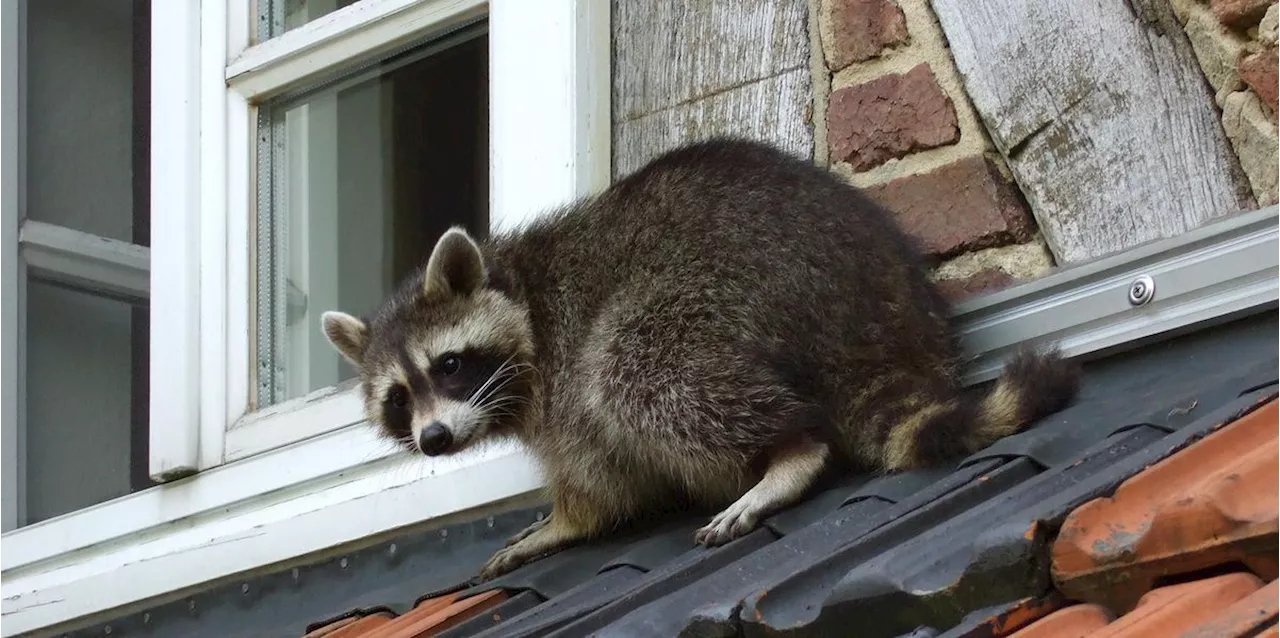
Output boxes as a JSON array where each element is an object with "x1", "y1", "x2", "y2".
[
  {"x1": 241, "y1": 583, "x2": 250, "y2": 595},
  {"x1": 189, "y1": 600, "x2": 197, "y2": 613},
  {"x1": 339, "y1": 557, "x2": 349, "y2": 569},
  {"x1": 1128, "y1": 275, "x2": 1155, "y2": 306},
  {"x1": 103, "y1": 626, "x2": 112, "y2": 635},
  {"x1": 291, "y1": 568, "x2": 300, "y2": 581},
  {"x1": 440, "y1": 529, "x2": 448, "y2": 539},
  {"x1": 487, "y1": 516, "x2": 495, "y2": 528},
  {"x1": 388, "y1": 543, "x2": 398, "y2": 557},
  {"x1": 143, "y1": 613, "x2": 151, "y2": 625}
]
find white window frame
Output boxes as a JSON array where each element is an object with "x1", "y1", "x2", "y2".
[
  {"x1": 1, "y1": 0, "x2": 611, "y2": 635},
  {"x1": 0, "y1": 0, "x2": 1274, "y2": 635},
  {"x1": 1, "y1": 0, "x2": 156, "y2": 533}
]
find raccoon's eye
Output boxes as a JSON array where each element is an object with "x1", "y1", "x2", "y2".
[
  {"x1": 386, "y1": 386, "x2": 409, "y2": 409},
  {"x1": 440, "y1": 353, "x2": 462, "y2": 376}
]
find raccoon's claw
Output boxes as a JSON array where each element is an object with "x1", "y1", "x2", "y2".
[
  {"x1": 694, "y1": 503, "x2": 759, "y2": 547},
  {"x1": 479, "y1": 518, "x2": 573, "y2": 581},
  {"x1": 478, "y1": 545, "x2": 528, "y2": 581},
  {"x1": 505, "y1": 513, "x2": 551, "y2": 548}
]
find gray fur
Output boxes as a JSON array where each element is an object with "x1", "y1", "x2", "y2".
[{"x1": 321, "y1": 138, "x2": 1079, "y2": 580}]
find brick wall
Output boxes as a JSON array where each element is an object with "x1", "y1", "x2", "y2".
[
  {"x1": 1169, "y1": 0, "x2": 1278, "y2": 207},
  {"x1": 811, "y1": 0, "x2": 1278, "y2": 302},
  {"x1": 610, "y1": 0, "x2": 1272, "y2": 303},
  {"x1": 814, "y1": 0, "x2": 1056, "y2": 302}
]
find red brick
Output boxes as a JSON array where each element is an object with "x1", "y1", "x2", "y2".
[
  {"x1": 822, "y1": 0, "x2": 910, "y2": 70},
  {"x1": 935, "y1": 269, "x2": 1017, "y2": 302},
  {"x1": 1239, "y1": 45, "x2": 1278, "y2": 117},
  {"x1": 863, "y1": 155, "x2": 1035, "y2": 258},
  {"x1": 827, "y1": 64, "x2": 960, "y2": 171},
  {"x1": 1211, "y1": 0, "x2": 1273, "y2": 29}
]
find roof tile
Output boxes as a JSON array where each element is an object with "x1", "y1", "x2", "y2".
[
  {"x1": 1051, "y1": 398, "x2": 1279, "y2": 611},
  {"x1": 1010, "y1": 573, "x2": 1269, "y2": 638},
  {"x1": 355, "y1": 591, "x2": 507, "y2": 638},
  {"x1": 321, "y1": 613, "x2": 397, "y2": 638},
  {"x1": 303, "y1": 611, "x2": 397, "y2": 637},
  {"x1": 1006, "y1": 603, "x2": 1114, "y2": 638},
  {"x1": 1093, "y1": 572, "x2": 1264, "y2": 637},
  {"x1": 932, "y1": 593, "x2": 1072, "y2": 637},
  {"x1": 1175, "y1": 578, "x2": 1279, "y2": 638}
]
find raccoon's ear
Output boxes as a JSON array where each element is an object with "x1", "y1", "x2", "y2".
[
  {"x1": 322, "y1": 311, "x2": 369, "y2": 367},
  {"x1": 424, "y1": 227, "x2": 486, "y2": 297}
]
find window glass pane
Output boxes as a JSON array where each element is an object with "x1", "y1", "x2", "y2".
[
  {"x1": 26, "y1": 0, "x2": 143, "y2": 244},
  {"x1": 255, "y1": 26, "x2": 489, "y2": 406},
  {"x1": 10, "y1": 0, "x2": 151, "y2": 531},
  {"x1": 261, "y1": 0, "x2": 361, "y2": 39},
  {"x1": 24, "y1": 281, "x2": 148, "y2": 525}
]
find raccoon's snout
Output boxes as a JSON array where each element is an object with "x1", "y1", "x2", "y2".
[{"x1": 418, "y1": 422, "x2": 454, "y2": 456}]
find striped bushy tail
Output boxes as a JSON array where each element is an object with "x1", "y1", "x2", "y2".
[{"x1": 885, "y1": 346, "x2": 1082, "y2": 471}]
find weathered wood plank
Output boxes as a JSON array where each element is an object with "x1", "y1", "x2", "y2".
[
  {"x1": 612, "y1": 0, "x2": 813, "y2": 176},
  {"x1": 930, "y1": 0, "x2": 1256, "y2": 263},
  {"x1": 614, "y1": 67, "x2": 814, "y2": 177}
]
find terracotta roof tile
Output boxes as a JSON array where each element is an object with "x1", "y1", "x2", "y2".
[
  {"x1": 1175, "y1": 578, "x2": 1279, "y2": 638},
  {"x1": 302, "y1": 611, "x2": 396, "y2": 638},
  {"x1": 1011, "y1": 573, "x2": 1272, "y2": 638},
  {"x1": 353, "y1": 590, "x2": 507, "y2": 638},
  {"x1": 941, "y1": 594, "x2": 1072, "y2": 636},
  {"x1": 1093, "y1": 572, "x2": 1264, "y2": 637},
  {"x1": 1008, "y1": 603, "x2": 1114, "y2": 637},
  {"x1": 1051, "y1": 397, "x2": 1279, "y2": 611}
]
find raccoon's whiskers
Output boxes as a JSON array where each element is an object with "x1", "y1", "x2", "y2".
[
  {"x1": 468, "y1": 354, "x2": 518, "y2": 407},
  {"x1": 469, "y1": 358, "x2": 534, "y2": 413}
]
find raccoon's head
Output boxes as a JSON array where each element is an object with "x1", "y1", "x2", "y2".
[{"x1": 320, "y1": 227, "x2": 536, "y2": 457}]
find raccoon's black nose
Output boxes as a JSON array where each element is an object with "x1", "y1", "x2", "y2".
[{"x1": 419, "y1": 422, "x2": 453, "y2": 456}]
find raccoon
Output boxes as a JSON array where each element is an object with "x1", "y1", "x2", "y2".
[{"x1": 321, "y1": 138, "x2": 1080, "y2": 581}]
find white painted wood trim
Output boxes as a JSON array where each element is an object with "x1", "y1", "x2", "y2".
[
  {"x1": 222, "y1": 35, "x2": 252, "y2": 460},
  {"x1": 18, "y1": 220, "x2": 149, "y2": 303},
  {"x1": 3, "y1": 416, "x2": 402, "y2": 573},
  {"x1": 196, "y1": 0, "x2": 231, "y2": 471},
  {"x1": 0, "y1": 440, "x2": 544, "y2": 637},
  {"x1": 1, "y1": 0, "x2": 26, "y2": 532},
  {"x1": 489, "y1": 0, "x2": 611, "y2": 233},
  {"x1": 226, "y1": 0, "x2": 487, "y2": 101},
  {"x1": 224, "y1": 382, "x2": 365, "y2": 461},
  {"x1": 147, "y1": 0, "x2": 203, "y2": 480}
]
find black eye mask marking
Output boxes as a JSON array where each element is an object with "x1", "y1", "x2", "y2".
[
  {"x1": 431, "y1": 348, "x2": 516, "y2": 405},
  {"x1": 380, "y1": 383, "x2": 413, "y2": 442}
]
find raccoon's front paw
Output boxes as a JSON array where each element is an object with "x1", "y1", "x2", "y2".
[
  {"x1": 504, "y1": 513, "x2": 551, "y2": 548},
  {"x1": 478, "y1": 544, "x2": 529, "y2": 581},
  {"x1": 695, "y1": 501, "x2": 760, "y2": 547},
  {"x1": 479, "y1": 523, "x2": 568, "y2": 581}
]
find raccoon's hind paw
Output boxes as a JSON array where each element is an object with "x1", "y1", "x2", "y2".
[{"x1": 695, "y1": 435, "x2": 831, "y2": 547}]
